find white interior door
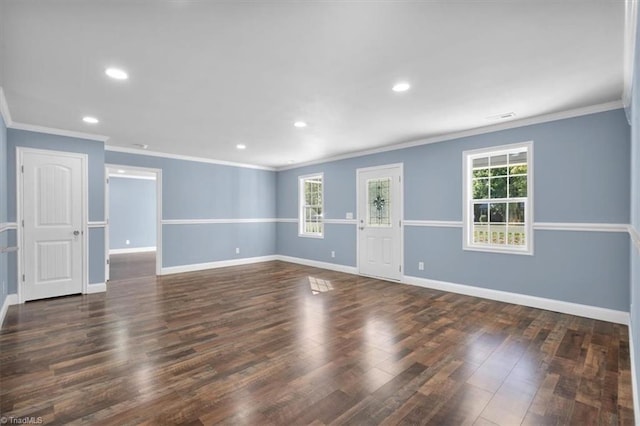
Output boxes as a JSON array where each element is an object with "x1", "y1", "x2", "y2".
[
  {"x1": 357, "y1": 164, "x2": 403, "y2": 281},
  {"x1": 21, "y1": 149, "x2": 85, "y2": 301}
]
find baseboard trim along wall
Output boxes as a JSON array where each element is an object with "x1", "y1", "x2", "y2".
[
  {"x1": 86, "y1": 283, "x2": 107, "y2": 294},
  {"x1": 0, "y1": 294, "x2": 18, "y2": 327},
  {"x1": 629, "y1": 322, "x2": 640, "y2": 422},
  {"x1": 275, "y1": 255, "x2": 359, "y2": 275},
  {"x1": 403, "y1": 275, "x2": 628, "y2": 324},
  {"x1": 161, "y1": 255, "x2": 279, "y2": 275},
  {"x1": 109, "y1": 246, "x2": 156, "y2": 255}
]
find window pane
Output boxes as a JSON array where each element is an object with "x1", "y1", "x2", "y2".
[
  {"x1": 509, "y1": 164, "x2": 527, "y2": 175},
  {"x1": 473, "y1": 178, "x2": 489, "y2": 199},
  {"x1": 491, "y1": 167, "x2": 508, "y2": 177},
  {"x1": 473, "y1": 203, "x2": 488, "y2": 223},
  {"x1": 508, "y1": 175, "x2": 527, "y2": 197},
  {"x1": 367, "y1": 178, "x2": 391, "y2": 226},
  {"x1": 509, "y1": 151, "x2": 527, "y2": 165},
  {"x1": 473, "y1": 168, "x2": 489, "y2": 178},
  {"x1": 490, "y1": 154, "x2": 508, "y2": 167},
  {"x1": 473, "y1": 223, "x2": 489, "y2": 243},
  {"x1": 473, "y1": 157, "x2": 489, "y2": 168},
  {"x1": 490, "y1": 177, "x2": 507, "y2": 198},
  {"x1": 507, "y1": 224, "x2": 525, "y2": 246},
  {"x1": 489, "y1": 224, "x2": 506, "y2": 245},
  {"x1": 508, "y1": 202, "x2": 525, "y2": 223},
  {"x1": 489, "y1": 203, "x2": 506, "y2": 223}
]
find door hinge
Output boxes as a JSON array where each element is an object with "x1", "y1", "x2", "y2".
[
  {"x1": 22, "y1": 274, "x2": 25, "y2": 282},
  {"x1": 106, "y1": 259, "x2": 110, "y2": 265},
  {"x1": 106, "y1": 177, "x2": 109, "y2": 184},
  {"x1": 399, "y1": 220, "x2": 402, "y2": 227},
  {"x1": 21, "y1": 165, "x2": 24, "y2": 173},
  {"x1": 21, "y1": 220, "x2": 24, "y2": 227},
  {"x1": 399, "y1": 265, "x2": 402, "y2": 272}
]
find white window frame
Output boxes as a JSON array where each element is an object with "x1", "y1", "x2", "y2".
[
  {"x1": 298, "y1": 173, "x2": 324, "y2": 238},
  {"x1": 462, "y1": 141, "x2": 534, "y2": 255}
]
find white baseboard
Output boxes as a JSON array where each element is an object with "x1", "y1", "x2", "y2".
[
  {"x1": 86, "y1": 283, "x2": 107, "y2": 294},
  {"x1": 109, "y1": 246, "x2": 156, "y2": 255},
  {"x1": 403, "y1": 275, "x2": 628, "y2": 324},
  {"x1": 629, "y1": 321, "x2": 640, "y2": 423},
  {"x1": 161, "y1": 255, "x2": 278, "y2": 275},
  {"x1": 0, "y1": 294, "x2": 18, "y2": 327},
  {"x1": 275, "y1": 255, "x2": 359, "y2": 275}
]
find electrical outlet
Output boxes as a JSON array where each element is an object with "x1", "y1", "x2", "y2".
[
  {"x1": 418, "y1": 262, "x2": 424, "y2": 271},
  {"x1": 331, "y1": 251, "x2": 335, "y2": 258},
  {"x1": 235, "y1": 247, "x2": 240, "y2": 254},
  {"x1": 125, "y1": 239, "x2": 130, "y2": 245}
]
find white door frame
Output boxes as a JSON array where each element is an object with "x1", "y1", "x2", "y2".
[
  {"x1": 105, "y1": 164, "x2": 163, "y2": 276},
  {"x1": 356, "y1": 163, "x2": 404, "y2": 281},
  {"x1": 17, "y1": 147, "x2": 89, "y2": 303}
]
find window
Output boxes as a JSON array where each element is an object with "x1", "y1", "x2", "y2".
[
  {"x1": 463, "y1": 142, "x2": 533, "y2": 254},
  {"x1": 299, "y1": 173, "x2": 323, "y2": 237}
]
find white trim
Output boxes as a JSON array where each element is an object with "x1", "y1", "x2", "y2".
[
  {"x1": 17, "y1": 147, "x2": 88, "y2": 303},
  {"x1": 534, "y1": 222, "x2": 631, "y2": 233},
  {"x1": 277, "y1": 218, "x2": 298, "y2": 223},
  {"x1": 629, "y1": 321, "x2": 640, "y2": 423},
  {"x1": 86, "y1": 283, "x2": 106, "y2": 294},
  {"x1": 162, "y1": 218, "x2": 278, "y2": 225},
  {"x1": 403, "y1": 275, "x2": 628, "y2": 324},
  {"x1": 0, "y1": 294, "x2": 19, "y2": 327},
  {"x1": 0, "y1": 87, "x2": 13, "y2": 126},
  {"x1": 298, "y1": 172, "x2": 325, "y2": 238},
  {"x1": 108, "y1": 173, "x2": 156, "y2": 181},
  {"x1": 0, "y1": 222, "x2": 18, "y2": 233},
  {"x1": 109, "y1": 246, "x2": 156, "y2": 255},
  {"x1": 324, "y1": 218, "x2": 358, "y2": 225},
  {"x1": 277, "y1": 101, "x2": 623, "y2": 171},
  {"x1": 404, "y1": 220, "x2": 463, "y2": 228},
  {"x1": 161, "y1": 255, "x2": 278, "y2": 275},
  {"x1": 275, "y1": 255, "x2": 359, "y2": 275},
  {"x1": 623, "y1": 0, "x2": 639, "y2": 115},
  {"x1": 105, "y1": 145, "x2": 274, "y2": 171},
  {"x1": 10, "y1": 121, "x2": 109, "y2": 142},
  {"x1": 88, "y1": 221, "x2": 107, "y2": 228}
]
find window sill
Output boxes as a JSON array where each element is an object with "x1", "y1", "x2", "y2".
[
  {"x1": 463, "y1": 245, "x2": 533, "y2": 256},
  {"x1": 298, "y1": 233, "x2": 324, "y2": 239}
]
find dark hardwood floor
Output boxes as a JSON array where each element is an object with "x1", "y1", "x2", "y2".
[
  {"x1": 0, "y1": 261, "x2": 634, "y2": 425},
  {"x1": 109, "y1": 251, "x2": 156, "y2": 281}
]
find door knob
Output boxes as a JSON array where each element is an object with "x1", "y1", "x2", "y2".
[{"x1": 73, "y1": 230, "x2": 80, "y2": 236}]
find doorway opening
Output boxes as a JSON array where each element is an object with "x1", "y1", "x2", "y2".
[{"x1": 105, "y1": 165, "x2": 162, "y2": 281}]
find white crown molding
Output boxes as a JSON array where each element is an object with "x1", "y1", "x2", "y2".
[
  {"x1": 403, "y1": 275, "x2": 628, "y2": 324},
  {"x1": 623, "y1": 0, "x2": 639, "y2": 115},
  {"x1": 0, "y1": 222, "x2": 17, "y2": 233},
  {"x1": 404, "y1": 220, "x2": 463, "y2": 228},
  {"x1": 0, "y1": 87, "x2": 13, "y2": 126},
  {"x1": 533, "y1": 222, "x2": 630, "y2": 233},
  {"x1": 277, "y1": 100, "x2": 623, "y2": 171},
  {"x1": 276, "y1": 255, "x2": 359, "y2": 275},
  {"x1": 88, "y1": 221, "x2": 107, "y2": 228},
  {"x1": 109, "y1": 247, "x2": 156, "y2": 255},
  {"x1": 0, "y1": 294, "x2": 19, "y2": 327},
  {"x1": 105, "y1": 145, "x2": 276, "y2": 172},
  {"x1": 86, "y1": 283, "x2": 106, "y2": 294},
  {"x1": 161, "y1": 255, "x2": 278, "y2": 275},
  {"x1": 9, "y1": 121, "x2": 110, "y2": 142}
]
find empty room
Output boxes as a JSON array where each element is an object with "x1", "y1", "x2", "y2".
[{"x1": 1, "y1": 1, "x2": 639, "y2": 425}]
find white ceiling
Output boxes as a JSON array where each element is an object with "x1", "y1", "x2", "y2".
[{"x1": 0, "y1": 1, "x2": 625, "y2": 169}]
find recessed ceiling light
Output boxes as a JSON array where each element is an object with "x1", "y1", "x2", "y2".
[
  {"x1": 486, "y1": 112, "x2": 516, "y2": 121},
  {"x1": 392, "y1": 82, "x2": 411, "y2": 92},
  {"x1": 294, "y1": 121, "x2": 307, "y2": 128},
  {"x1": 82, "y1": 116, "x2": 99, "y2": 124},
  {"x1": 236, "y1": 144, "x2": 246, "y2": 150},
  {"x1": 288, "y1": 160, "x2": 295, "y2": 164},
  {"x1": 133, "y1": 143, "x2": 149, "y2": 149},
  {"x1": 105, "y1": 67, "x2": 128, "y2": 80},
  {"x1": 117, "y1": 169, "x2": 126, "y2": 173}
]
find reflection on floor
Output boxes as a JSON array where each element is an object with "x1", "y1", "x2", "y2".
[
  {"x1": 0, "y1": 260, "x2": 634, "y2": 424},
  {"x1": 109, "y1": 251, "x2": 156, "y2": 281}
]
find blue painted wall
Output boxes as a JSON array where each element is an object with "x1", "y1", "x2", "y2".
[
  {"x1": 109, "y1": 177, "x2": 156, "y2": 250},
  {"x1": 0, "y1": 114, "x2": 7, "y2": 312},
  {"x1": 630, "y1": 6, "x2": 640, "y2": 408},
  {"x1": 6, "y1": 129, "x2": 106, "y2": 286},
  {"x1": 105, "y1": 151, "x2": 277, "y2": 268},
  {"x1": 276, "y1": 109, "x2": 631, "y2": 311}
]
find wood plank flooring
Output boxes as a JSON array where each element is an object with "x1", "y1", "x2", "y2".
[
  {"x1": 109, "y1": 251, "x2": 156, "y2": 281},
  {"x1": 0, "y1": 260, "x2": 634, "y2": 425}
]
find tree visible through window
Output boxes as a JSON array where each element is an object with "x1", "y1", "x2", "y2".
[
  {"x1": 463, "y1": 142, "x2": 533, "y2": 254},
  {"x1": 299, "y1": 174, "x2": 323, "y2": 237}
]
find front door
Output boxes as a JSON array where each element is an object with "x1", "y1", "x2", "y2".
[
  {"x1": 21, "y1": 149, "x2": 85, "y2": 301},
  {"x1": 357, "y1": 164, "x2": 403, "y2": 281}
]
